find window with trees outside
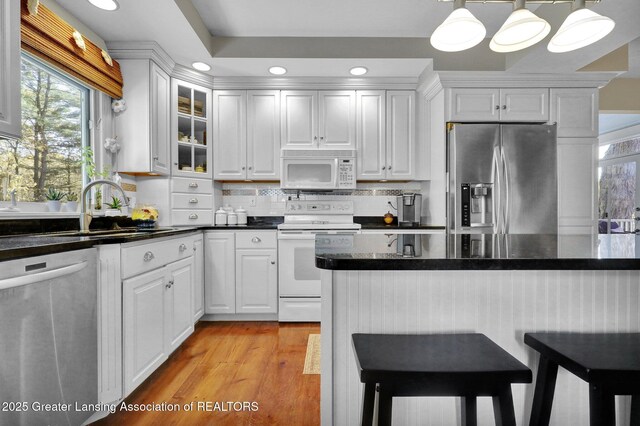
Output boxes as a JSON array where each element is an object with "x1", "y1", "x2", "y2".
[
  {"x1": 598, "y1": 137, "x2": 640, "y2": 233},
  {"x1": 0, "y1": 56, "x2": 89, "y2": 203}
]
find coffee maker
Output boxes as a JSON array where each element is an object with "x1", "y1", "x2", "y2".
[{"x1": 397, "y1": 193, "x2": 422, "y2": 226}]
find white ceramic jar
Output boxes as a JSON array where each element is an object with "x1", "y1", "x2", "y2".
[
  {"x1": 215, "y1": 207, "x2": 227, "y2": 225},
  {"x1": 227, "y1": 212, "x2": 238, "y2": 225},
  {"x1": 236, "y1": 206, "x2": 248, "y2": 225}
]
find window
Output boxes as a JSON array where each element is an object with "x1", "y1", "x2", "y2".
[
  {"x1": 597, "y1": 138, "x2": 640, "y2": 233},
  {"x1": 0, "y1": 56, "x2": 89, "y2": 202}
]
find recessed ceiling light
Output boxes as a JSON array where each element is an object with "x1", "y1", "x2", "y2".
[
  {"x1": 192, "y1": 62, "x2": 211, "y2": 72},
  {"x1": 269, "y1": 66, "x2": 287, "y2": 75},
  {"x1": 87, "y1": 0, "x2": 119, "y2": 11},
  {"x1": 430, "y1": 0, "x2": 486, "y2": 52},
  {"x1": 349, "y1": 67, "x2": 368, "y2": 76}
]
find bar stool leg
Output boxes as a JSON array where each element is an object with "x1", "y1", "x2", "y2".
[
  {"x1": 529, "y1": 355, "x2": 559, "y2": 426},
  {"x1": 360, "y1": 382, "x2": 376, "y2": 426},
  {"x1": 631, "y1": 395, "x2": 640, "y2": 425},
  {"x1": 461, "y1": 396, "x2": 477, "y2": 426},
  {"x1": 492, "y1": 386, "x2": 516, "y2": 426},
  {"x1": 377, "y1": 385, "x2": 393, "y2": 426},
  {"x1": 589, "y1": 386, "x2": 615, "y2": 426}
]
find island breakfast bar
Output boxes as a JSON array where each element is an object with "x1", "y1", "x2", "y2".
[{"x1": 317, "y1": 233, "x2": 640, "y2": 426}]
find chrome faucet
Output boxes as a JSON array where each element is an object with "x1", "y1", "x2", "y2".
[{"x1": 80, "y1": 179, "x2": 130, "y2": 232}]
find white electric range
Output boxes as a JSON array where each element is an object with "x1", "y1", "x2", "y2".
[{"x1": 277, "y1": 200, "x2": 360, "y2": 322}]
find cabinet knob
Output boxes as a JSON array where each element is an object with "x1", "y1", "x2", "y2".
[
  {"x1": 382, "y1": 166, "x2": 386, "y2": 170},
  {"x1": 189, "y1": 198, "x2": 199, "y2": 204},
  {"x1": 143, "y1": 251, "x2": 155, "y2": 262},
  {"x1": 248, "y1": 166, "x2": 252, "y2": 170},
  {"x1": 189, "y1": 213, "x2": 199, "y2": 219},
  {"x1": 320, "y1": 136, "x2": 324, "y2": 140},
  {"x1": 166, "y1": 279, "x2": 174, "y2": 289},
  {"x1": 251, "y1": 237, "x2": 261, "y2": 243},
  {"x1": 502, "y1": 105, "x2": 507, "y2": 110},
  {"x1": 153, "y1": 156, "x2": 159, "y2": 160},
  {"x1": 242, "y1": 166, "x2": 246, "y2": 170},
  {"x1": 314, "y1": 136, "x2": 318, "y2": 140},
  {"x1": 495, "y1": 105, "x2": 500, "y2": 110},
  {"x1": 189, "y1": 182, "x2": 199, "y2": 188},
  {"x1": 388, "y1": 166, "x2": 392, "y2": 170},
  {"x1": 179, "y1": 243, "x2": 188, "y2": 252},
  {"x1": 271, "y1": 260, "x2": 276, "y2": 265}
]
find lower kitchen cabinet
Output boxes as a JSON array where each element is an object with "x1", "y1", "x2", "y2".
[
  {"x1": 204, "y1": 231, "x2": 278, "y2": 316},
  {"x1": 236, "y1": 249, "x2": 278, "y2": 313},
  {"x1": 193, "y1": 236, "x2": 204, "y2": 321},
  {"x1": 122, "y1": 256, "x2": 193, "y2": 396}
]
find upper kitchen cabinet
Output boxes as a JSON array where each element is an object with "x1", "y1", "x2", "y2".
[
  {"x1": 356, "y1": 91, "x2": 386, "y2": 180},
  {"x1": 115, "y1": 59, "x2": 171, "y2": 175},
  {"x1": 172, "y1": 79, "x2": 212, "y2": 178},
  {"x1": 281, "y1": 90, "x2": 356, "y2": 149},
  {"x1": 386, "y1": 91, "x2": 416, "y2": 180},
  {"x1": 449, "y1": 88, "x2": 549, "y2": 122},
  {"x1": 0, "y1": 0, "x2": 21, "y2": 140},
  {"x1": 550, "y1": 88, "x2": 598, "y2": 138},
  {"x1": 213, "y1": 90, "x2": 280, "y2": 180}
]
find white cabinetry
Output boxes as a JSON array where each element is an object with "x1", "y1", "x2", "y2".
[
  {"x1": 166, "y1": 257, "x2": 193, "y2": 353},
  {"x1": 204, "y1": 231, "x2": 278, "y2": 316},
  {"x1": 204, "y1": 232, "x2": 236, "y2": 314},
  {"x1": 0, "y1": 0, "x2": 20, "y2": 140},
  {"x1": 214, "y1": 90, "x2": 280, "y2": 180},
  {"x1": 449, "y1": 88, "x2": 549, "y2": 122},
  {"x1": 550, "y1": 88, "x2": 598, "y2": 137},
  {"x1": 281, "y1": 90, "x2": 355, "y2": 149},
  {"x1": 386, "y1": 91, "x2": 416, "y2": 179},
  {"x1": 115, "y1": 59, "x2": 171, "y2": 175},
  {"x1": 356, "y1": 91, "x2": 386, "y2": 180},
  {"x1": 193, "y1": 236, "x2": 204, "y2": 321}
]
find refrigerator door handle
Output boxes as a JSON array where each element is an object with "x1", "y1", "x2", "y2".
[
  {"x1": 501, "y1": 147, "x2": 510, "y2": 234},
  {"x1": 492, "y1": 145, "x2": 501, "y2": 234}
]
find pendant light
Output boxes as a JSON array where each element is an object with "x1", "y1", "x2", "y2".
[
  {"x1": 490, "y1": 0, "x2": 550, "y2": 52},
  {"x1": 430, "y1": 0, "x2": 486, "y2": 52},
  {"x1": 548, "y1": 0, "x2": 615, "y2": 53}
]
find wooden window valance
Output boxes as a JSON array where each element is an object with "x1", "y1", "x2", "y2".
[{"x1": 20, "y1": 0, "x2": 123, "y2": 99}]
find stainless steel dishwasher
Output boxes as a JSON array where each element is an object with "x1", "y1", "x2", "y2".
[{"x1": 0, "y1": 248, "x2": 98, "y2": 426}]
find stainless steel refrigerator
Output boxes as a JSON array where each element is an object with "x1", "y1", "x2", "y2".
[{"x1": 447, "y1": 123, "x2": 557, "y2": 234}]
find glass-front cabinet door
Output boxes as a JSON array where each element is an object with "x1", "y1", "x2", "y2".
[{"x1": 172, "y1": 79, "x2": 212, "y2": 178}]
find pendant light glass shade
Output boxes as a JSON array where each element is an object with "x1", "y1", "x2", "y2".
[
  {"x1": 490, "y1": 8, "x2": 550, "y2": 52},
  {"x1": 548, "y1": 8, "x2": 615, "y2": 53},
  {"x1": 430, "y1": 7, "x2": 486, "y2": 52}
]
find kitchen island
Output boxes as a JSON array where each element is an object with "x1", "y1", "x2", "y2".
[{"x1": 317, "y1": 233, "x2": 640, "y2": 426}]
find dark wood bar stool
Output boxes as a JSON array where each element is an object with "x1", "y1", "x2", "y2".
[
  {"x1": 351, "y1": 333, "x2": 532, "y2": 426},
  {"x1": 525, "y1": 332, "x2": 640, "y2": 426}
]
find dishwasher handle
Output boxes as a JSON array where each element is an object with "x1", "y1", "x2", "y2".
[{"x1": 0, "y1": 261, "x2": 89, "y2": 291}]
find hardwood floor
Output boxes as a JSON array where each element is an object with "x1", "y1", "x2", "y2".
[{"x1": 93, "y1": 322, "x2": 321, "y2": 426}]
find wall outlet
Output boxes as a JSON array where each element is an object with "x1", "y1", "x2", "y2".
[{"x1": 249, "y1": 197, "x2": 256, "y2": 207}]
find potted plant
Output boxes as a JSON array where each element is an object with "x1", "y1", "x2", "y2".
[
  {"x1": 45, "y1": 188, "x2": 65, "y2": 212},
  {"x1": 65, "y1": 192, "x2": 79, "y2": 212},
  {"x1": 104, "y1": 195, "x2": 123, "y2": 216}
]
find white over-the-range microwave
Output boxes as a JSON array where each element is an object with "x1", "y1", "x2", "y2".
[{"x1": 280, "y1": 149, "x2": 356, "y2": 191}]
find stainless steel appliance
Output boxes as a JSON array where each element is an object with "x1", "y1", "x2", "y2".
[
  {"x1": 447, "y1": 123, "x2": 557, "y2": 234},
  {"x1": 397, "y1": 193, "x2": 422, "y2": 226},
  {"x1": 280, "y1": 149, "x2": 356, "y2": 191},
  {"x1": 277, "y1": 200, "x2": 360, "y2": 322},
  {"x1": 0, "y1": 249, "x2": 98, "y2": 426}
]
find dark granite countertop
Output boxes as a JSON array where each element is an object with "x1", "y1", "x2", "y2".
[
  {"x1": 354, "y1": 216, "x2": 445, "y2": 230},
  {"x1": 316, "y1": 233, "x2": 640, "y2": 270},
  {"x1": 0, "y1": 228, "x2": 200, "y2": 262},
  {"x1": 202, "y1": 216, "x2": 283, "y2": 230}
]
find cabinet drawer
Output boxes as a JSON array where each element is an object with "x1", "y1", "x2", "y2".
[
  {"x1": 121, "y1": 237, "x2": 193, "y2": 279},
  {"x1": 235, "y1": 231, "x2": 277, "y2": 249},
  {"x1": 172, "y1": 193, "x2": 213, "y2": 209},
  {"x1": 172, "y1": 177, "x2": 212, "y2": 194},
  {"x1": 171, "y1": 210, "x2": 213, "y2": 226}
]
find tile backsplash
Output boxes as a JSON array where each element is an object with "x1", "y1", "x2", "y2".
[{"x1": 219, "y1": 182, "x2": 422, "y2": 217}]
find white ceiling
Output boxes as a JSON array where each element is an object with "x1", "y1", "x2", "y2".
[
  {"x1": 190, "y1": 0, "x2": 519, "y2": 38},
  {"x1": 54, "y1": 0, "x2": 640, "y2": 77},
  {"x1": 600, "y1": 114, "x2": 640, "y2": 134}
]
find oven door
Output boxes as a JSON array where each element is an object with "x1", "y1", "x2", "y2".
[
  {"x1": 277, "y1": 232, "x2": 322, "y2": 297},
  {"x1": 281, "y1": 158, "x2": 338, "y2": 190}
]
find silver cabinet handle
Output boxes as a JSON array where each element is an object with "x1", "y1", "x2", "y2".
[
  {"x1": 143, "y1": 251, "x2": 155, "y2": 262},
  {"x1": 251, "y1": 237, "x2": 261, "y2": 243},
  {"x1": 382, "y1": 166, "x2": 386, "y2": 170},
  {"x1": 166, "y1": 279, "x2": 174, "y2": 289},
  {"x1": 502, "y1": 105, "x2": 507, "y2": 110},
  {"x1": 189, "y1": 198, "x2": 198, "y2": 204},
  {"x1": 242, "y1": 166, "x2": 246, "y2": 170},
  {"x1": 153, "y1": 156, "x2": 159, "y2": 160},
  {"x1": 248, "y1": 166, "x2": 252, "y2": 170},
  {"x1": 189, "y1": 182, "x2": 199, "y2": 188},
  {"x1": 271, "y1": 260, "x2": 276, "y2": 265},
  {"x1": 495, "y1": 105, "x2": 500, "y2": 110},
  {"x1": 189, "y1": 213, "x2": 199, "y2": 219},
  {"x1": 314, "y1": 136, "x2": 318, "y2": 140},
  {"x1": 388, "y1": 166, "x2": 392, "y2": 170},
  {"x1": 179, "y1": 243, "x2": 187, "y2": 252},
  {"x1": 320, "y1": 136, "x2": 324, "y2": 140}
]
